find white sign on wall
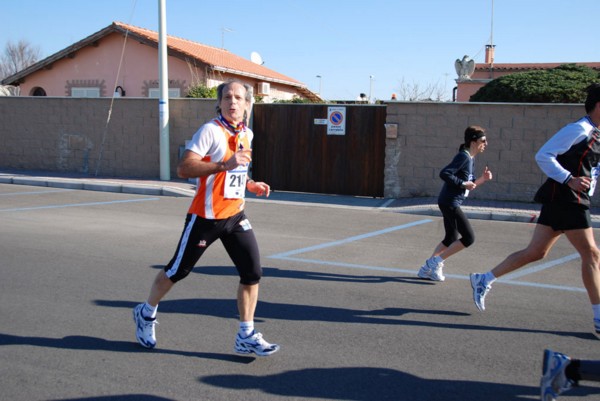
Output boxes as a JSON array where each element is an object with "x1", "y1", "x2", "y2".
[{"x1": 327, "y1": 106, "x2": 346, "y2": 135}]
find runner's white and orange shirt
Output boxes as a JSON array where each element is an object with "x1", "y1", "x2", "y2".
[{"x1": 185, "y1": 118, "x2": 253, "y2": 219}]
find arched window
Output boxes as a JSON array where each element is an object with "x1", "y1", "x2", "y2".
[{"x1": 31, "y1": 87, "x2": 47, "y2": 96}]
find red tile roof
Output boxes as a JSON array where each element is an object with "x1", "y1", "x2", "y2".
[
  {"x1": 113, "y1": 22, "x2": 302, "y2": 86},
  {"x1": 3, "y1": 21, "x2": 320, "y2": 100}
]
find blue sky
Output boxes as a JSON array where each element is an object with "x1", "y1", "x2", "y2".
[{"x1": 2, "y1": 0, "x2": 599, "y2": 101}]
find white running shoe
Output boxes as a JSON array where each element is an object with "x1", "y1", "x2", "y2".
[
  {"x1": 234, "y1": 331, "x2": 280, "y2": 356},
  {"x1": 132, "y1": 303, "x2": 157, "y2": 349},
  {"x1": 417, "y1": 263, "x2": 431, "y2": 279},
  {"x1": 417, "y1": 257, "x2": 445, "y2": 281},
  {"x1": 470, "y1": 273, "x2": 491, "y2": 311},
  {"x1": 595, "y1": 319, "x2": 600, "y2": 339},
  {"x1": 540, "y1": 349, "x2": 573, "y2": 401}
]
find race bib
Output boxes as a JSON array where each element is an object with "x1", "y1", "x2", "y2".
[
  {"x1": 464, "y1": 173, "x2": 475, "y2": 198},
  {"x1": 589, "y1": 164, "x2": 600, "y2": 196},
  {"x1": 224, "y1": 166, "x2": 247, "y2": 199}
]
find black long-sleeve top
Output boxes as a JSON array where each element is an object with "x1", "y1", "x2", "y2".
[{"x1": 438, "y1": 149, "x2": 474, "y2": 207}]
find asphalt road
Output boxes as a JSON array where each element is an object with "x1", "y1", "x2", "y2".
[{"x1": 1, "y1": 183, "x2": 599, "y2": 401}]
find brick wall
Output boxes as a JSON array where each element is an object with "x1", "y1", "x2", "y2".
[{"x1": 384, "y1": 102, "x2": 585, "y2": 203}]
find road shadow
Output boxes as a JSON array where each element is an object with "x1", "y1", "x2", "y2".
[
  {"x1": 199, "y1": 366, "x2": 539, "y2": 401},
  {"x1": 150, "y1": 264, "x2": 432, "y2": 286},
  {"x1": 200, "y1": 366, "x2": 600, "y2": 401},
  {"x1": 0, "y1": 332, "x2": 254, "y2": 364},
  {"x1": 95, "y1": 299, "x2": 594, "y2": 340}
]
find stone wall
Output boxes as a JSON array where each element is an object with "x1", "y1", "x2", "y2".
[
  {"x1": 0, "y1": 97, "x2": 590, "y2": 204},
  {"x1": 0, "y1": 97, "x2": 216, "y2": 178},
  {"x1": 384, "y1": 102, "x2": 584, "y2": 203}
]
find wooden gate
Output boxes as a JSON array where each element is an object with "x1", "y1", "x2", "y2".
[{"x1": 251, "y1": 104, "x2": 386, "y2": 197}]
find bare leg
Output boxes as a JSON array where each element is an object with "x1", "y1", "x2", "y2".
[
  {"x1": 147, "y1": 270, "x2": 175, "y2": 306},
  {"x1": 237, "y1": 283, "x2": 259, "y2": 322},
  {"x1": 564, "y1": 228, "x2": 600, "y2": 305},
  {"x1": 491, "y1": 224, "x2": 561, "y2": 278},
  {"x1": 430, "y1": 242, "x2": 448, "y2": 258},
  {"x1": 439, "y1": 241, "x2": 466, "y2": 260},
  {"x1": 234, "y1": 282, "x2": 279, "y2": 355}
]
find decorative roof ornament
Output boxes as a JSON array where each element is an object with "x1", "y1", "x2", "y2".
[{"x1": 455, "y1": 55, "x2": 476, "y2": 80}]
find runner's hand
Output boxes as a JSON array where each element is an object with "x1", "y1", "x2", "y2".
[
  {"x1": 223, "y1": 149, "x2": 252, "y2": 170},
  {"x1": 248, "y1": 180, "x2": 270, "y2": 197}
]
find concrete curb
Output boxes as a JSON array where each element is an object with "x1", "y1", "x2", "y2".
[
  {"x1": 391, "y1": 206, "x2": 539, "y2": 223},
  {"x1": 1, "y1": 175, "x2": 195, "y2": 198}
]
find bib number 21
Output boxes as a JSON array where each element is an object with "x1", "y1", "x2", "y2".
[{"x1": 224, "y1": 167, "x2": 247, "y2": 199}]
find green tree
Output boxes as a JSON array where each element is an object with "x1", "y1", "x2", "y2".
[
  {"x1": 185, "y1": 84, "x2": 217, "y2": 98},
  {"x1": 470, "y1": 64, "x2": 600, "y2": 103}
]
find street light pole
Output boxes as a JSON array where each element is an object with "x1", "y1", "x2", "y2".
[
  {"x1": 158, "y1": 0, "x2": 170, "y2": 181},
  {"x1": 369, "y1": 75, "x2": 374, "y2": 103}
]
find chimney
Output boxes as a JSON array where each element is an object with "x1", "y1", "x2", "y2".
[{"x1": 485, "y1": 45, "x2": 495, "y2": 65}]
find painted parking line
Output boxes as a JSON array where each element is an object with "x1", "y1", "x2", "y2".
[
  {"x1": 377, "y1": 198, "x2": 396, "y2": 209},
  {"x1": 271, "y1": 255, "x2": 420, "y2": 275},
  {"x1": 0, "y1": 197, "x2": 160, "y2": 212},
  {"x1": 492, "y1": 277, "x2": 584, "y2": 292},
  {"x1": 0, "y1": 189, "x2": 74, "y2": 196},
  {"x1": 269, "y1": 219, "x2": 586, "y2": 293},
  {"x1": 502, "y1": 253, "x2": 580, "y2": 280},
  {"x1": 269, "y1": 219, "x2": 433, "y2": 259}
]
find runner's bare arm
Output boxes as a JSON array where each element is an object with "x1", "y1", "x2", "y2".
[{"x1": 177, "y1": 150, "x2": 251, "y2": 179}]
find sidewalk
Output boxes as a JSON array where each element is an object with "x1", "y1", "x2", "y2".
[{"x1": 1, "y1": 169, "x2": 599, "y2": 227}]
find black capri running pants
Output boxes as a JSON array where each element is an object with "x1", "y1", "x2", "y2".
[
  {"x1": 164, "y1": 212, "x2": 262, "y2": 285},
  {"x1": 438, "y1": 204, "x2": 475, "y2": 248}
]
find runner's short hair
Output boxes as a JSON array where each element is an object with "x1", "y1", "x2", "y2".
[{"x1": 585, "y1": 83, "x2": 600, "y2": 114}]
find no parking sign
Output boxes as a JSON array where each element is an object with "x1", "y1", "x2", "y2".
[{"x1": 327, "y1": 106, "x2": 346, "y2": 136}]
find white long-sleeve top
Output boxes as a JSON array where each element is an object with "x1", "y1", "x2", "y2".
[{"x1": 535, "y1": 116, "x2": 596, "y2": 184}]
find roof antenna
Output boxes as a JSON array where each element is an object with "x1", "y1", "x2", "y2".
[
  {"x1": 221, "y1": 27, "x2": 234, "y2": 49},
  {"x1": 485, "y1": 0, "x2": 495, "y2": 66},
  {"x1": 490, "y1": 0, "x2": 494, "y2": 48}
]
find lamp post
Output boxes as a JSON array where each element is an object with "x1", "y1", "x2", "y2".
[
  {"x1": 158, "y1": 0, "x2": 170, "y2": 181},
  {"x1": 316, "y1": 75, "x2": 322, "y2": 96},
  {"x1": 369, "y1": 75, "x2": 374, "y2": 103}
]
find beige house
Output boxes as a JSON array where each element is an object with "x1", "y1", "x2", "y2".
[
  {"x1": 454, "y1": 46, "x2": 600, "y2": 102},
  {"x1": 1, "y1": 21, "x2": 320, "y2": 102}
]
